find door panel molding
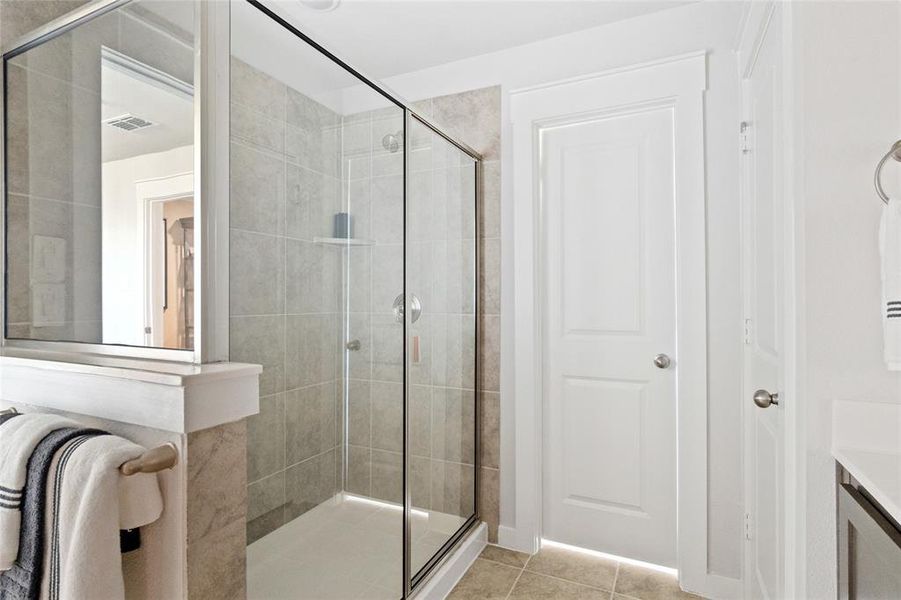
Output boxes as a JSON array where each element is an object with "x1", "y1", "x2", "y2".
[{"x1": 510, "y1": 52, "x2": 713, "y2": 595}]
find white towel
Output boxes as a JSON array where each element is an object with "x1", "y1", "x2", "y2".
[
  {"x1": 880, "y1": 199, "x2": 901, "y2": 369},
  {"x1": 0, "y1": 413, "x2": 76, "y2": 571},
  {"x1": 40, "y1": 435, "x2": 163, "y2": 600}
]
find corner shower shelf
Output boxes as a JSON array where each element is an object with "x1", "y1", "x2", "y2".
[{"x1": 313, "y1": 237, "x2": 375, "y2": 247}]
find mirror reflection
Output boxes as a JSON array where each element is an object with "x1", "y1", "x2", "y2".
[{"x1": 4, "y1": 0, "x2": 195, "y2": 350}]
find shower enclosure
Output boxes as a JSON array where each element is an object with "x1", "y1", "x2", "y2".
[{"x1": 232, "y1": 2, "x2": 481, "y2": 598}]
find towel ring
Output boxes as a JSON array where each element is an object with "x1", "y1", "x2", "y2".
[{"x1": 874, "y1": 140, "x2": 901, "y2": 204}]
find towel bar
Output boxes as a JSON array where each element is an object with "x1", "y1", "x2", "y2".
[
  {"x1": 0, "y1": 407, "x2": 178, "y2": 475},
  {"x1": 874, "y1": 140, "x2": 901, "y2": 204},
  {"x1": 119, "y1": 443, "x2": 178, "y2": 475}
]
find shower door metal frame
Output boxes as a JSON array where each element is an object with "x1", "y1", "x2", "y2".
[
  {"x1": 404, "y1": 111, "x2": 483, "y2": 596},
  {"x1": 242, "y1": 2, "x2": 483, "y2": 598}
]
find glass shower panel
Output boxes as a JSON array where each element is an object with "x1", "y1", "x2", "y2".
[
  {"x1": 407, "y1": 115, "x2": 478, "y2": 579},
  {"x1": 231, "y1": 3, "x2": 404, "y2": 598}
]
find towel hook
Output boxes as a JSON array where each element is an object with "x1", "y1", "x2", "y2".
[{"x1": 874, "y1": 140, "x2": 901, "y2": 204}]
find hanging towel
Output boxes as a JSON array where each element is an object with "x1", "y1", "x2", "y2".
[
  {"x1": 0, "y1": 415, "x2": 77, "y2": 572},
  {"x1": 0, "y1": 427, "x2": 104, "y2": 600},
  {"x1": 880, "y1": 198, "x2": 901, "y2": 369},
  {"x1": 39, "y1": 435, "x2": 163, "y2": 600}
]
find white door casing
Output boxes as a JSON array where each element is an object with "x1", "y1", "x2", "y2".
[
  {"x1": 510, "y1": 52, "x2": 709, "y2": 593},
  {"x1": 541, "y1": 105, "x2": 678, "y2": 567},
  {"x1": 136, "y1": 172, "x2": 194, "y2": 348},
  {"x1": 740, "y1": 3, "x2": 787, "y2": 600}
]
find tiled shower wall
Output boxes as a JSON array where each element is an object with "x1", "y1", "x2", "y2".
[
  {"x1": 229, "y1": 58, "x2": 345, "y2": 544},
  {"x1": 1, "y1": 0, "x2": 192, "y2": 344}
]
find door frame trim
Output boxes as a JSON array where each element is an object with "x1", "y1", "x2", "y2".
[
  {"x1": 736, "y1": 3, "x2": 803, "y2": 599},
  {"x1": 508, "y1": 51, "x2": 714, "y2": 595}
]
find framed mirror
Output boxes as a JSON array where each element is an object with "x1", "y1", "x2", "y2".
[{"x1": 3, "y1": 0, "x2": 197, "y2": 353}]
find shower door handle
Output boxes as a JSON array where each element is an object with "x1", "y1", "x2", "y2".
[{"x1": 393, "y1": 293, "x2": 422, "y2": 324}]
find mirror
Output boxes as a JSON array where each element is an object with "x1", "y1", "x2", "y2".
[{"x1": 4, "y1": 0, "x2": 196, "y2": 350}]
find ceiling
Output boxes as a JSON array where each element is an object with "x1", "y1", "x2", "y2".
[
  {"x1": 266, "y1": 0, "x2": 693, "y2": 79},
  {"x1": 101, "y1": 60, "x2": 193, "y2": 162}
]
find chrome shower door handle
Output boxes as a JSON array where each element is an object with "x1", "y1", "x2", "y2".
[{"x1": 393, "y1": 293, "x2": 422, "y2": 324}]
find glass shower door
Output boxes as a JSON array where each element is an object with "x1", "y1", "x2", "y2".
[{"x1": 405, "y1": 113, "x2": 479, "y2": 586}]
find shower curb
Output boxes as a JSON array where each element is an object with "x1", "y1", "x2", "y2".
[{"x1": 412, "y1": 522, "x2": 487, "y2": 599}]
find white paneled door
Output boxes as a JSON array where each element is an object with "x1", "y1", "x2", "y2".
[
  {"x1": 742, "y1": 4, "x2": 786, "y2": 599},
  {"x1": 541, "y1": 106, "x2": 678, "y2": 567}
]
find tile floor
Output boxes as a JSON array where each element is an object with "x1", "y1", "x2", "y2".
[
  {"x1": 246, "y1": 494, "x2": 467, "y2": 599},
  {"x1": 448, "y1": 544, "x2": 705, "y2": 600}
]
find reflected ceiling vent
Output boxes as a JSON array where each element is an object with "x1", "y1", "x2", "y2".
[
  {"x1": 298, "y1": 0, "x2": 340, "y2": 11},
  {"x1": 104, "y1": 114, "x2": 155, "y2": 132}
]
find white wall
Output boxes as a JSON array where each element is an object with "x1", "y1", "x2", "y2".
[
  {"x1": 101, "y1": 145, "x2": 193, "y2": 346},
  {"x1": 794, "y1": 2, "x2": 901, "y2": 598},
  {"x1": 367, "y1": 0, "x2": 747, "y2": 582}
]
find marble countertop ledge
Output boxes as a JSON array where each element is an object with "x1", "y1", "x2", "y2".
[
  {"x1": 0, "y1": 348, "x2": 261, "y2": 434},
  {"x1": 833, "y1": 399, "x2": 901, "y2": 524}
]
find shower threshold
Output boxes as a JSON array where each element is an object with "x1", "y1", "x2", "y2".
[{"x1": 247, "y1": 493, "x2": 468, "y2": 599}]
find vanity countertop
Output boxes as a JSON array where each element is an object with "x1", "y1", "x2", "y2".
[
  {"x1": 833, "y1": 400, "x2": 901, "y2": 523},
  {"x1": 0, "y1": 349, "x2": 261, "y2": 433}
]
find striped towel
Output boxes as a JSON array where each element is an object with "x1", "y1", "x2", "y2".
[
  {"x1": 0, "y1": 415, "x2": 77, "y2": 572},
  {"x1": 0, "y1": 427, "x2": 105, "y2": 599},
  {"x1": 38, "y1": 435, "x2": 162, "y2": 600}
]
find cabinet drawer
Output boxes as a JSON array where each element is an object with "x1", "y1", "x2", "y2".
[{"x1": 838, "y1": 483, "x2": 901, "y2": 600}]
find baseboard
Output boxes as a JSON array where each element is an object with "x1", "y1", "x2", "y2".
[
  {"x1": 497, "y1": 524, "x2": 537, "y2": 554},
  {"x1": 689, "y1": 572, "x2": 742, "y2": 600},
  {"x1": 414, "y1": 522, "x2": 487, "y2": 599}
]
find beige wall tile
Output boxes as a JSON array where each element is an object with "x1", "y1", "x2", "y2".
[
  {"x1": 231, "y1": 57, "x2": 286, "y2": 121},
  {"x1": 187, "y1": 517, "x2": 246, "y2": 600},
  {"x1": 187, "y1": 420, "x2": 248, "y2": 544},
  {"x1": 286, "y1": 382, "x2": 337, "y2": 464},
  {"x1": 284, "y1": 449, "x2": 336, "y2": 520},
  {"x1": 229, "y1": 315, "x2": 285, "y2": 396},
  {"x1": 285, "y1": 240, "x2": 340, "y2": 314},
  {"x1": 246, "y1": 393, "x2": 286, "y2": 482},
  {"x1": 229, "y1": 229, "x2": 285, "y2": 316},
  {"x1": 230, "y1": 142, "x2": 286, "y2": 236},
  {"x1": 371, "y1": 381, "x2": 403, "y2": 453},
  {"x1": 480, "y1": 392, "x2": 500, "y2": 469},
  {"x1": 371, "y1": 449, "x2": 403, "y2": 503},
  {"x1": 346, "y1": 444, "x2": 372, "y2": 497},
  {"x1": 480, "y1": 466, "x2": 500, "y2": 542}
]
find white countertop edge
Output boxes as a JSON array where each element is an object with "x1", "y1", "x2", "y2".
[
  {"x1": 833, "y1": 446, "x2": 901, "y2": 525},
  {"x1": 0, "y1": 355, "x2": 261, "y2": 433},
  {"x1": 0, "y1": 352, "x2": 261, "y2": 387}
]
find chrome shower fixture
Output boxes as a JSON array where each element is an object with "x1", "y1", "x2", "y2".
[{"x1": 382, "y1": 131, "x2": 403, "y2": 153}]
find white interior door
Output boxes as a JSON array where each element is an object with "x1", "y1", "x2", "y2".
[
  {"x1": 541, "y1": 105, "x2": 679, "y2": 567},
  {"x1": 742, "y1": 5, "x2": 786, "y2": 599}
]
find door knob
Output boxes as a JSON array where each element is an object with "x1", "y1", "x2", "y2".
[
  {"x1": 753, "y1": 389, "x2": 779, "y2": 408},
  {"x1": 653, "y1": 354, "x2": 671, "y2": 369}
]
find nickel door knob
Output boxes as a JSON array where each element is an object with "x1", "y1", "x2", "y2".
[
  {"x1": 653, "y1": 354, "x2": 671, "y2": 369},
  {"x1": 753, "y1": 389, "x2": 779, "y2": 408}
]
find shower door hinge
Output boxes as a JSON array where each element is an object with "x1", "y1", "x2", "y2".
[
  {"x1": 740, "y1": 121, "x2": 751, "y2": 154},
  {"x1": 744, "y1": 319, "x2": 753, "y2": 345},
  {"x1": 745, "y1": 513, "x2": 753, "y2": 540}
]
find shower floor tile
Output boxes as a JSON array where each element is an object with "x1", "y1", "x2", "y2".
[{"x1": 247, "y1": 493, "x2": 468, "y2": 599}]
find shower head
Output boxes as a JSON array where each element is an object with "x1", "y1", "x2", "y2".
[{"x1": 382, "y1": 131, "x2": 403, "y2": 153}]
